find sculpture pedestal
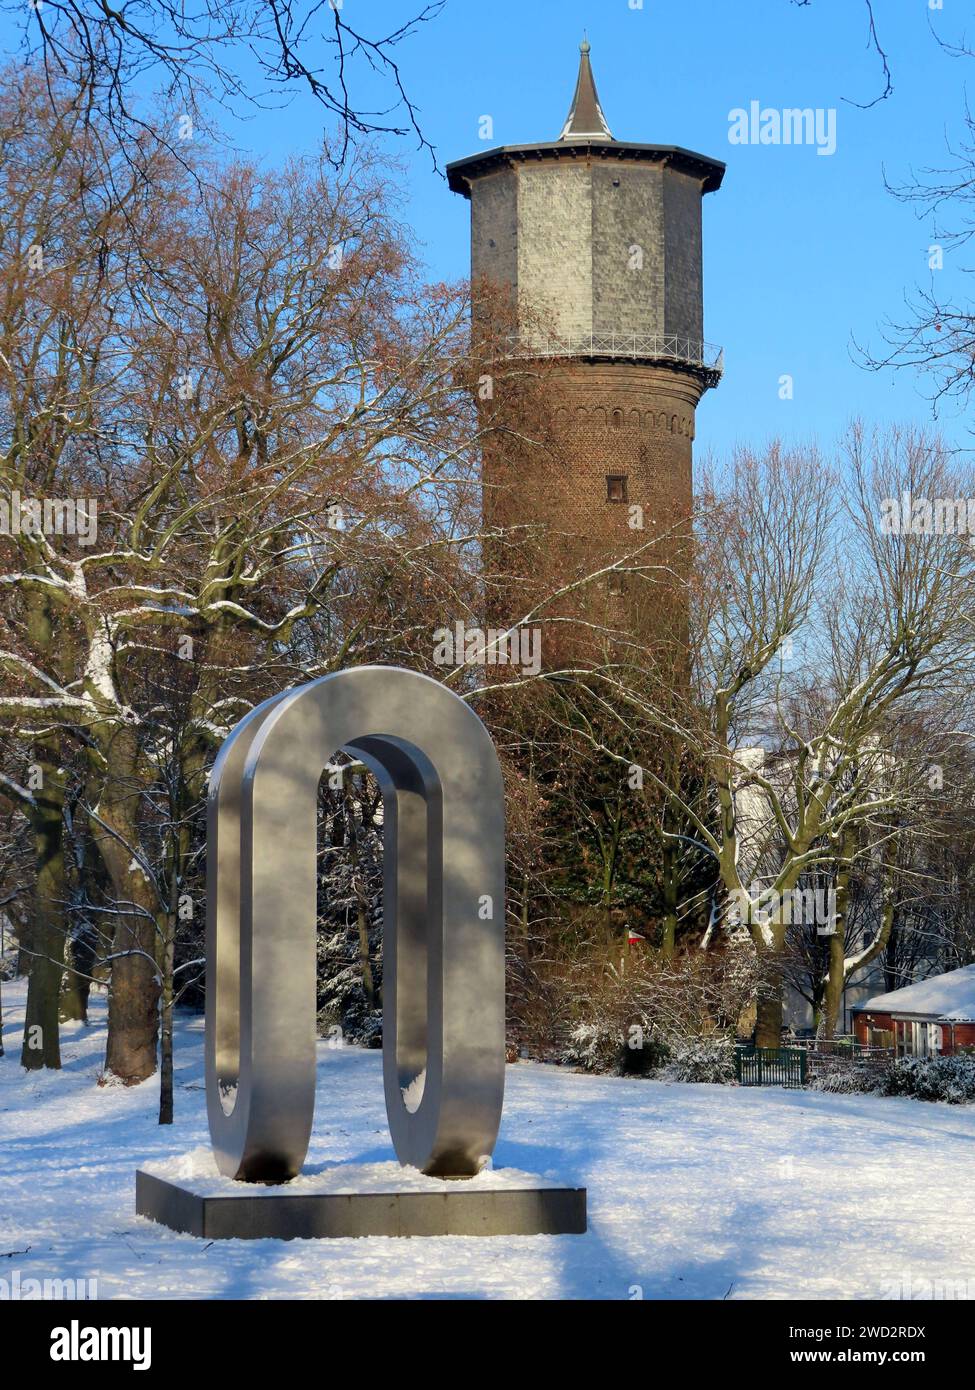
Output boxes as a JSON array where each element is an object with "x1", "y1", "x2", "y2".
[{"x1": 135, "y1": 1163, "x2": 586, "y2": 1240}]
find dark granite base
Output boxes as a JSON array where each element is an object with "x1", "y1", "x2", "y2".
[{"x1": 135, "y1": 1170, "x2": 587, "y2": 1240}]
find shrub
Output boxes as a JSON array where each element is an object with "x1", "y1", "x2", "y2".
[
  {"x1": 511, "y1": 928, "x2": 764, "y2": 1075},
  {"x1": 881, "y1": 1055, "x2": 975, "y2": 1104},
  {"x1": 620, "y1": 1027, "x2": 671, "y2": 1076},
  {"x1": 661, "y1": 1034, "x2": 736, "y2": 1084},
  {"x1": 561, "y1": 1020, "x2": 623, "y2": 1074},
  {"x1": 808, "y1": 1063, "x2": 883, "y2": 1095},
  {"x1": 560, "y1": 1019, "x2": 670, "y2": 1076}
]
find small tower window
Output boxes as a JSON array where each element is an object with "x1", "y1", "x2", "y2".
[{"x1": 606, "y1": 474, "x2": 628, "y2": 504}]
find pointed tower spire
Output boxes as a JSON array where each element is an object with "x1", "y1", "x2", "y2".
[{"x1": 559, "y1": 37, "x2": 614, "y2": 141}]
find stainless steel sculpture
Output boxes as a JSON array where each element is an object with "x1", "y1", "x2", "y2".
[{"x1": 205, "y1": 666, "x2": 506, "y2": 1183}]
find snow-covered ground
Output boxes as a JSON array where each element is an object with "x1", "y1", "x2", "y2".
[{"x1": 2, "y1": 977, "x2": 974, "y2": 1301}]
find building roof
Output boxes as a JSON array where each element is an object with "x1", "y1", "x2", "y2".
[
  {"x1": 446, "y1": 41, "x2": 725, "y2": 196},
  {"x1": 852, "y1": 964, "x2": 975, "y2": 1023},
  {"x1": 446, "y1": 141, "x2": 726, "y2": 196},
  {"x1": 560, "y1": 38, "x2": 614, "y2": 141}
]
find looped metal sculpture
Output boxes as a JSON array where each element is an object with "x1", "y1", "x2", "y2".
[{"x1": 205, "y1": 666, "x2": 506, "y2": 1183}]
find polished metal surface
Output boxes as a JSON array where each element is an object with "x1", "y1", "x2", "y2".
[{"x1": 205, "y1": 667, "x2": 506, "y2": 1182}]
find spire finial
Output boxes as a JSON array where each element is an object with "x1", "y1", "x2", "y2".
[{"x1": 560, "y1": 37, "x2": 613, "y2": 141}]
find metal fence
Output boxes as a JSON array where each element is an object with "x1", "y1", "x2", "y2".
[
  {"x1": 789, "y1": 1037, "x2": 894, "y2": 1059},
  {"x1": 503, "y1": 331, "x2": 724, "y2": 378},
  {"x1": 805, "y1": 1047, "x2": 895, "y2": 1087},
  {"x1": 735, "y1": 1045, "x2": 808, "y2": 1088}
]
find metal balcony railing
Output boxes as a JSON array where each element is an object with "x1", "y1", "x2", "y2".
[{"x1": 503, "y1": 332, "x2": 724, "y2": 380}]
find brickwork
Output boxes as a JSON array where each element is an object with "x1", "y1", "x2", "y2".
[
  {"x1": 483, "y1": 360, "x2": 704, "y2": 661},
  {"x1": 448, "y1": 49, "x2": 724, "y2": 668},
  {"x1": 486, "y1": 362, "x2": 700, "y2": 542},
  {"x1": 853, "y1": 1011, "x2": 975, "y2": 1055}
]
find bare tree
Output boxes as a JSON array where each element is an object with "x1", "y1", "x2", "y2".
[
  {"x1": 3, "y1": 0, "x2": 446, "y2": 167},
  {"x1": 555, "y1": 430, "x2": 975, "y2": 1044},
  {"x1": 0, "y1": 60, "x2": 564, "y2": 1093}
]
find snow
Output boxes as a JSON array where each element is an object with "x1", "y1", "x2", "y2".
[
  {"x1": 2, "y1": 977, "x2": 975, "y2": 1300},
  {"x1": 854, "y1": 964, "x2": 975, "y2": 1022},
  {"x1": 144, "y1": 1150, "x2": 549, "y2": 1196},
  {"x1": 400, "y1": 1068, "x2": 425, "y2": 1113}
]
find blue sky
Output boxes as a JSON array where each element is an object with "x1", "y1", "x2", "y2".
[{"x1": 3, "y1": 0, "x2": 972, "y2": 459}]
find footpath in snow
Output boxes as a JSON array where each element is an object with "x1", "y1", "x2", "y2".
[{"x1": 1, "y1": 979, "x2": 973, "y2": 1300}]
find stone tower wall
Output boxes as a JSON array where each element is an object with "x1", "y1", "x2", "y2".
[{"x1": 469, "y1": 160, "x2": 705, "y2": 347}]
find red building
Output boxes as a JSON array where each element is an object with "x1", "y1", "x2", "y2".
[{"x1": 852, "y1": 965, "x2": 975, "y2": 1057}]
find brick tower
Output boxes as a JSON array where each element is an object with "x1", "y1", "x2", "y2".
[{"x1": 447, "y1": 40, "x2": 725, "y2": 660}]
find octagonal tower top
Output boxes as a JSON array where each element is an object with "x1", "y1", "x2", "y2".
[{"x1": 446, "y1": 40, "x2": 725, "y2": 385}]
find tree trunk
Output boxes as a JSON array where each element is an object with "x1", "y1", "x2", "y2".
[
  {"x1": 15, "y1": 909, "x2": 31, "y2": 977},
  {"x1": 158, "y1": 924, "x2": 175, "y2": 1124},
  {"x1": 821, "y1": 830, "x2": 856, "y2": 1038},
  {"x1": 60, "y1": 923, "x2": 96, "y2": 1023},
  {"x1": 823, "y1": 830, "x2": 896, "y2": 1039},
  {"x1": 60, "y1": 790, "x2": 104, "y2": 1023},
  {"x1": 346, "y1": 810, "x2": 376, "y2": 1010},
  {"x1": 822, "y1": 929, "x2": 846, "y2": 1040},
  {"x1": 750, "y1": 903, "x2": 787, "y2": 1048},
  {"x1": 104, "y1": 889, "x2": 160, "y2": 1084},
  {"x1": 96, "y1": 754, "x2": 160, "y2": 1084},
  {"x1": 21, "y1": 758, "x2": 67, "y2": 1070},
  {"x1": 754, "y1": 988, "x2": 783, "y2": 1048}
]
